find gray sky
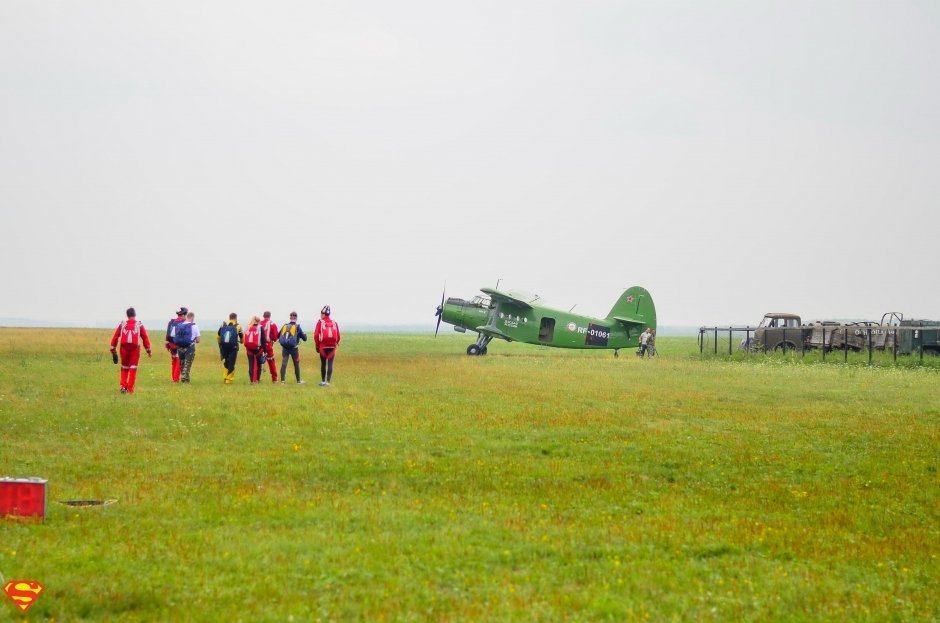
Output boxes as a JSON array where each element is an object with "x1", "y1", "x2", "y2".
[{"x1": 2, "y1": 1, "x2": 938, "y2": 329}]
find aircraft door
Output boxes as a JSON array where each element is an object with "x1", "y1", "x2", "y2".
[{"x1": 539, "y1": 317, "x2": 555, "y2": 343}]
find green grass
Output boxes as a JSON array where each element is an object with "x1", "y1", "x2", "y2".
[{"x1": 1, "y1": 329, "x2": 937, "y2": 621}]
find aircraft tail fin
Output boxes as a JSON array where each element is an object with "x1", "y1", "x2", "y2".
[{"x1": 606, "y1": 286, "x2": 656, "y2": 332}]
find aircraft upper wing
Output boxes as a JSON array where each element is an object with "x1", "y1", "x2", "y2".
[{"x1": 479, "y1": 288, "x2": 537, "y2": 310}]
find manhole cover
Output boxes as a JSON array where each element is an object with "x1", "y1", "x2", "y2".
[{"x1": 58, "y1": 499, "x2": 117, "y2": 507}]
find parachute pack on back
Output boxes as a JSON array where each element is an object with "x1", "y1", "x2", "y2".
[
  {"x1": 244, "y1": 325, "x2": 262, "y2": 349},
  {"x1": 279, "y1": 323, "x2": 298, "y2": 348},
  {"x1": 174, "y1": 322, "x2": 194, "y2": 347},
  {"x1": 262, "y1": 319, "x2": 278, "y2": 344},
  {"x1": 166, "y1": 318, "x2": 182, "y2": 343},
  {"x1": 120, "y1": 320, "x2": 141, "y2": 346},
  {"x1": 220, "y1": 323, "x2": 238, "y2": 346},
  {"x1": 318, "y1": 319, "x2": 338, "y2": 348}
]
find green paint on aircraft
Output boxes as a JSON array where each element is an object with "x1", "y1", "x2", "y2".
[{"x1": 435, "y1": 285, "x2": 656, "y2": 356}]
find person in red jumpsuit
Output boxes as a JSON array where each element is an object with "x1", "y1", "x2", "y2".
[
  {"x1": 165, "y1": 306, "x2": 187, "y2": 382},
  {"x1": 109, "y1": 307, "x2": 152, "y2": 394},
  {"x1": 259, "y1": 311, "x2": 279, "y2": 383},
  {"x1": 314, "y1": 305, "x2": 341, "y2": 387}
]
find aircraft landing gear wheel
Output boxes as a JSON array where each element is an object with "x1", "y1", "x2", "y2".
[
  {"x1": 480, "y1": 346, "x2": 488, "y2": 355},
  {"x1": 467, "y1": 344, "x2": 482, "y2": 356},
  {"x1": 614, "y1": 349, "x2": 619, "y2": 358}
]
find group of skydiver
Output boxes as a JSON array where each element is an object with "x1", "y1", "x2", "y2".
[{"x1": 109, "y1": 305, "x2": 340, "y2": 394}]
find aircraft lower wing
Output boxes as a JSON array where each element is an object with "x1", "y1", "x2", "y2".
[{"x1": 475, "y1": 324, "x2": 512, "y2": 341}]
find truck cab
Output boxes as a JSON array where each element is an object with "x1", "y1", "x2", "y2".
[{"x1": 754, "y1": 312, "x2": 808, "y2": 352}]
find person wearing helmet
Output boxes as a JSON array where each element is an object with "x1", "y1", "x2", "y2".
[
  {"x1": 174, "y1": 310, "x2": 202, "y2": 383},
  {"x1": 314, "y1": 305, "x2": 341, "y2": 387},
  {"x1": 165, "y1": 307, "x2": 187, "y2": 382}
]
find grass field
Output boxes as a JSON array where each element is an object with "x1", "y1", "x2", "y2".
[{"x1": 1, "y1": 328, "x2": 937, "y2": 621}]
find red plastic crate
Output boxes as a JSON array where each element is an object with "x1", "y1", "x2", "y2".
[{"x1": 0, "y1": 478, "x2": 47, "y2": 521}]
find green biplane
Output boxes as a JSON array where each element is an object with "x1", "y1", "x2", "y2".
[{"x1": 435, "y1": 286, "x2": 656, "y2": 356}]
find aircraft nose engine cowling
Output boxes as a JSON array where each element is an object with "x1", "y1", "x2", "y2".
[
  {"x1": 440, "y1": 297, "x2": 489, "y2": 333},
  {"x1": 440, "y1": 299, "x2": 466, "y2": 328}
]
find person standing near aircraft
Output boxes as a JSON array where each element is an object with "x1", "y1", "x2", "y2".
[
  {"x1": 109, "y1": 307, "x2": 152, "y2": 394},
  {"x1": 243, "y1": 315, "x2": 267, "y2": 384},
  {"x1": 314, "y1": 305, "x2": 341, "y2": 387},
  {"x1": 638, "y1": 327, "x2": 653, "y2": 358},
  {"x1": 165, "y1": 307, "x2": 187, "y2": 383},
  {"x1": 217, "y1": 312, "x2": 243, "y2": 384},
  {"x1": 174, "y1": 310, "x2": 201, "y2": 383},
  {"x1": 278, "y1": 311, "x2": 307, "y2": 384},
  {"x1": 259, "y1": 311, "x2": 279, "y2": 383}
]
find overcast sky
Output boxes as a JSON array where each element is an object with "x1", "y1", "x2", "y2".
[{"x1": 2, "y1": 1, "x2": 938, "y2": 330}]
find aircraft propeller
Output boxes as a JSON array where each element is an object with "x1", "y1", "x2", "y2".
[{"x1": 434, "y1": 287, "x2": 445, "y2": 337}]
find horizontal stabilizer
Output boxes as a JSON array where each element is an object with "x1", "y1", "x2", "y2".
[{"x1": 611, "y1": 316, "x2": 646, "y2": 328}]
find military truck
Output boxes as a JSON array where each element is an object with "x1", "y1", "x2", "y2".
[{"x1": 741, "y1": 312, "x2": 812, "y2": 352}]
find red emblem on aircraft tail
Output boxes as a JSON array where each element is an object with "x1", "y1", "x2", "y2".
[
  {"x1": 4, "y1": 580, "x2": 44, "y2": 613},
  {"x1": 626, "y1": 295, "x2": 634, "y2": 303}
]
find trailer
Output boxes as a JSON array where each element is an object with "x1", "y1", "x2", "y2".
[{"x1": 730, "y1": 312, "x2": 938, "y2": 355}]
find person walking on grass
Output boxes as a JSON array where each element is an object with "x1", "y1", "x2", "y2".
[
  {"x1": 314, "y1": 305, "x2": 341, "y2": 387},
  {"x1": 243, "y1": 315, "x2": 267, "y2": 384},
  {"x1": 278, "y1": 311, "x2": 307, "y2": 384},
  {"x1": 165, "y1": 306, "x2": 187, "y2": 383},
  {"x1": 217, "y1": 312, "x2": 243, "y2": 384},
  {"x1": 174, "y1": 310, "x2": 201, "y2": 383},
  {"x1": 109, "y1": 307, "x2": 152, "y2": 394},
  {"x1": 259, "y1": 311, "x2": 279, "y2": 383}
]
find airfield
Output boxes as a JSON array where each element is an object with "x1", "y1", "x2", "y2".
[{"x1": 1, "y1": 328, "x2": 937, "y2": 621}]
